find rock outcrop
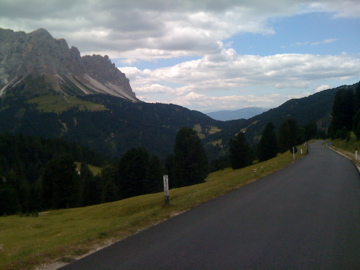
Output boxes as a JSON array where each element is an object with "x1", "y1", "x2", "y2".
[{"x1": 0, "y1": 28, "x2": 138, "y2": 101}]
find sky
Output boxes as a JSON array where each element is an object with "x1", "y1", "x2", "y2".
[{"x1": 1, "y1": 0, "x2": 360, "y2": 113}]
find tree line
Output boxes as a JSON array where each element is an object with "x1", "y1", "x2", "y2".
[
  {"x1": 227, "y1": 81, "x2": 360, "y2": 171},
  {"x1": 226, "y1": 118, "x2": 320, "y2": 170},
  {"x1": 0, "y1": 127, "x2": 209, "y2": 215},
  {"x1": 328, "y1": 83, "x2": 360, "y2": 140},
  {"x1": 0, "y1": 114, "x2": 324, "y2": 215}
]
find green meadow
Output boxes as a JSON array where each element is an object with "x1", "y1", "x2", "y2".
[
  {"x1": 0, "y1": 145, "x2": 308, "y2": 270},
  {"x1": 28, "y1": 95, "x2": 107, "y2": 113}
]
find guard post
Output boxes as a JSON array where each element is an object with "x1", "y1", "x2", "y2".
[{"x1": 163, "y1": 175, "x2": 169, "y2": 206}]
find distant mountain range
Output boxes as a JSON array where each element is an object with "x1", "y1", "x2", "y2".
[
  {"x1": 0, "y1": 28, "x2": 357, "y2": 161},
  {"x1": 206, "y1": 107, "x2": 268, "y2": 121}
]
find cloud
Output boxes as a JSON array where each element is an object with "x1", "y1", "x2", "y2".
[
  {"x1": 1, "y1": 0, "x2": 358, "y2": 61},
  {"x1": 315, "y1": 85, "x2": 331, "y2": 93},
  {"x1": 313, "y1": 0, "x2": 360, "y2": 18},
  {"x1": 285, "y1": 38, "x2": 337, "y2": 48},
  {"x1": 121, "y1": 47, "x2": 360, "y2": 111},
  {"x1": 1, "y1": 0, "x2": 359, "y2": 111}
]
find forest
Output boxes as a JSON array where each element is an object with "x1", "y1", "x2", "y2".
[
  {"x1": 0, "y1": 117, "x2": 321, "y2": 215},
  {"x1": 0, "y1": 128, "x2": 209, "y2": 215}
]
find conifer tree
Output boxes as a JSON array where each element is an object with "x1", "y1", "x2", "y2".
[
  {"x1": 173, "y1": 127, "x2": 208, "y2": 187},
  {"x1": 42, "y1": 154, "x2": 80, "y2": 209},
  {"x1": 101, "y1": 165, "x2": 119, "y2": 203},
  {"x1": 329, "y1": 88, "x2": 356, "y2": 138},
  {"x1": 118, "y1": 147, "x2": 149, "y2": 198},
  {"x1": 278, "y1": 119, "x2": 300, "y2": 153},
  {"x1": 258, "y1": 122, "x2": 278, "y2": 162},
  {"x1": 144, "y1": 156, "x2": 164, "y2": 193},
  {"x1": 80, "y1": 163, "x2": 94, "y2": 206},
  {"x1": 229, "y1": 132, "x2": 253, "y2": 169}
]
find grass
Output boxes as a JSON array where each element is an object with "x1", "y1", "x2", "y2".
[
  {"x1": 0, "y1": 145, "x2": 308, "y2": 270},
  {"x1": 74, "y1": 162, "x2": 102, "y2": 176},
  {"x1": 28, "y1": 95, "x2": 107, "y2": 113},
  {"x1": 327, "y1": 137, "x2": 360, "y2": 167}
]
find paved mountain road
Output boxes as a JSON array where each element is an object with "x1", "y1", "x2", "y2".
[{"x1": 60, "y1": 141, "x2": 360, "y2": 269}]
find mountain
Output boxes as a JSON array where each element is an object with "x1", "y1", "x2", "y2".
[
  {"x1": 0, "y1": 28, "x2": 137, "y2": 101},
  {"x1": 206, "y1": 107, "x2": 268, "y2": 121},
  {"x1": 205, "y1": 84, "x2": 359, "y2": 146},
  {"x1": 0, "y1": 28, "x2": 357, "y2": 162}
]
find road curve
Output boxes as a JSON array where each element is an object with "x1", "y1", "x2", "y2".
[{"x1": 60, "y1": 141, "x2": 360, "y2": 269}]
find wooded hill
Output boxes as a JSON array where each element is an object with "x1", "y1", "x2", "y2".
[
  {"x1": 1, "y1": 82, "x2": 358, "y2": 162},
  {"x1": 1, "y1": 82, "x2": 359, "y2": 215}
]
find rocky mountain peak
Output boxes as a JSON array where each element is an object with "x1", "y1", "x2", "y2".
[{"x1": 0, "y1": 28, "x2": 138, "y2": 101}]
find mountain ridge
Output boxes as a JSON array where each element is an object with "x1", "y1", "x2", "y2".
[
  {"x1": 0, "y1": 28, "x2": 137, "y2": 101},
  {"x1": 206, "y1": 107, "x2": 268, "y2": 121}
]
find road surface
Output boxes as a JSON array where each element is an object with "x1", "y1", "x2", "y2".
[{"x1": 60, "y1": 141, "x2": 360, "y2": 269}]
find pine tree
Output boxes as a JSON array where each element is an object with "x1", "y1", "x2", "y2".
[
  {"x1": 101, "y1": 165, "x2": 119, "y2": 203},
  {"x1": 173, "y1": 127, "x2": 208, "y2": 187},
  {"x1": 229, "y1": 132, "x2": 253, "y2": 169},
  {"x1": 278, "y1": 121, "x2": 291, "y2": 153},
  {"x1": 329, "y1": 88, "x2": 356, "y2": 138},
  {"x1": 118, "y1": 147, "x2": 149, "y2": 198},
  {"x1": 258, "y1": 122, "x2": 278, "y2": 162},
  {"x1": 80, "y1": 163, "x2": 94, "y2": 206},
  {"x1": 144, "y1": 156, "x2": 164, "y2": 193},
  {"x1": 278, "y1": 119, "x2": 300, "y2": 153},
  {"x1": 42, "y1": 154, "x2": 80, "y2": 209},
  {"x1": 304, "y1": 121, "x2": 318, "y2": 141}
]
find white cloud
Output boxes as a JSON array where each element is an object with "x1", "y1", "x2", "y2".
[
  {"x1": 287, "y1": 38, "x2": 338, "y2": 48},
  {"x1": 1, "y1": 0, "x2": 359, "y2": 111},
  {"x1": 1, "y1": 0, "x2": 358, "y2": 61},
  {"x1": 315, "y1": 85, "x2": 331, "y2": 93},
  {"x1": 315, "y1": 0, "x2": 360, "y2": 18},
  {"x1": 122, "y1": 48, "x2": 360, "y2": 111}
]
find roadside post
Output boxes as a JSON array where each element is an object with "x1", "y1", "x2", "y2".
[
  {"x1": 356, "y1": 148, "x2": 358, "y2": 161},
  {"x1": 163, "y1": 175, "x2": 169, "y2": 206},
  {"x1": 290, "y1": 146, "x2": 297, "y2": 160}
]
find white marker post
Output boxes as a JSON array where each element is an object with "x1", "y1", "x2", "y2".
[
  {"x1": 163, "y1": 175, "x2": 169, "y2": 206},
  {"x1": 356, "y1": 148, "x2": 358, "y2": 161},
  {"x1": 290, "y1": 146, "x2": 297, "y2": 161}
]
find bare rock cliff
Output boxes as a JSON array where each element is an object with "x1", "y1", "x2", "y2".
[{"x1": 0, "y1": 28, "x2": 138, "y2": 101}]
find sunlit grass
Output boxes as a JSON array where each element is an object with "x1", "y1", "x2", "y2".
[
  {"x1": 28, "y1": 95, "x2": 107, "y2": 113},
  {"x1": 74, "y1": 162, "x2": 102, "y2": 176},
  {"x1": 0, "y1": 145, "x2": 307, "y2": 270}
]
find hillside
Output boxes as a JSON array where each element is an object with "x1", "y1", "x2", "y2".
[
  {"x1": 1, "y1": 27, "x2": 358, "y2": 161},
  {"x1": 244, "y1": 88, "x2": 338, "y2": 143},
  {"x1": 206, "y1": 84, "x2": 359, "y2": 146},
  {"x1": 1, "y1": 80, "x2": 358, "y2": 161},
  {"x1": 0, "y1": 93, "x2": 231, "y2": 160}
]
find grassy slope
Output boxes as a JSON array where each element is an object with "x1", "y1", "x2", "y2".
[
  {"x1": 28, "y1": 95, "x2": 107, "y2": 113},
  {"x1": 0, "y1": 145, "x2": 308, "y2": 270},
  {"x1": 328, "y1": 138, "x2": 360, "y2": 167},
  {"x1": 74, "y1": 162, "x2": 102, "y2": 176}
]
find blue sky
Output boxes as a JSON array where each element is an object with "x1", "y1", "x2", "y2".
[{"x1": 1, "y1": 0, "x2": 360, "y2": 112}]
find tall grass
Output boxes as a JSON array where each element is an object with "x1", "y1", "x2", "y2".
[{"x1": 0, "y1": 146, "x2": 307, "y2": 270}]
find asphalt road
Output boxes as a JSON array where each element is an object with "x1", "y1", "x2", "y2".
[{"x1": 60, "y1": 141, "x2": 360, "y2": 269}]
